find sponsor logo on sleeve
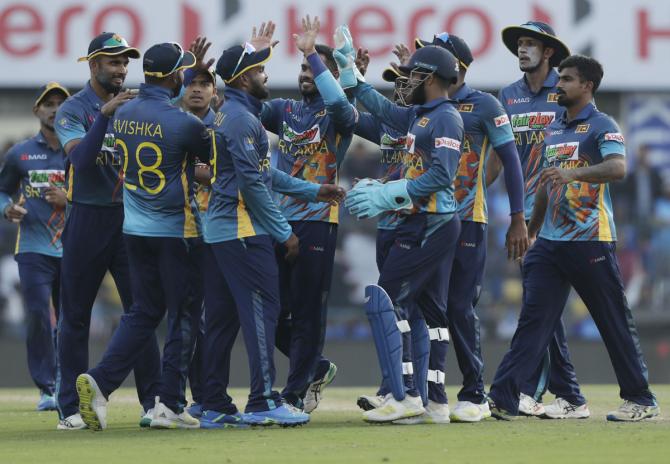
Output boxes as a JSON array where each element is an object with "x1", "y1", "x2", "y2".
[
  {"x1": 435, "y1": 137, "x2": 461, "y2": 150},
  {"x1": 545, "y1": 142, "x2": 580, "y2": 162},
  {"x1": 604, "y1": 132, "x2": 625, "y2": 143},
  {"x1": 494, "y1": 114, "x2": 510, "y2": 127}
]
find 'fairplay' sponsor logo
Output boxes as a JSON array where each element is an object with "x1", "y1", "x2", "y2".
[
  {"x1": 282, "y1": 122, "x2": 321, "y2": 145},
  {"x1": 380, "y1": 133, "x2": 407, "y2": 150},
  {"x1": 546, "y1": 142, "x2": 580, "y2": 162},
  {"x1": 510, "y1": 112, "x2": 555, "y2": 132}
]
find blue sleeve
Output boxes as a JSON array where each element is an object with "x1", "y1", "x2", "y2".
[
  {"x1": 597, "y1": 119, "x2": 626, "y2": 158},
  {"x1": 493, "y1": 141, "x2": 525, "y2": 215},
  {"x1": 271, "y1": 167, "x2": 319, "y2": 202},
  {"x1": 354, "y1": 83, "x2": 413, "y2": 134},
  {"x1": 407, "y1": 112, "x2": 463, "y2": 199},
  {"x1": 308, "y1": 52, "x2": 359, "y2": 136},
  {"x1": 226, "y1": 118, "x2": 292, "y2": 243},
  {"x1": 184, "y1": 115, "x2": 211, "y2": 163},
  {"x1": 55, "y1": 101, "x2": 87, "y2": 147},
  {"x1": 481, "y1": 94, "x2": 515, "y2": 148},
  {"x1": 260, "y1": 99, "x2": 283, "y2": 134},
  {"x1": 0, "y1": 147, "x2": 20, "y2": 212},
  {"x1": 354, "y1": 112, "x2": 382, "y2": 144},
  {"x1": 66, "y1": 113, "x2": 109, "y2": 169}
]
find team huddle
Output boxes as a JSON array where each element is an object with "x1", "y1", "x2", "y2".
[{"x1": 0, "y1": 14, "x2": 660, "y2": 430}]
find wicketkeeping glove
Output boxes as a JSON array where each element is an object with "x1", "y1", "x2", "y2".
[
  {"x1": 333, "y1": 25, "x2": 365, "y2": 89},
  {"x1": 345, "y1": 178, "x2": 413, "y2": 219}
]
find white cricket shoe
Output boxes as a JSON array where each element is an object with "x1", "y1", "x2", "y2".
[
  {"x1": 56, "y1": 413, "x2": 87, "y2": 430},
  {"x1": 304, "y1": 362, "x2": 337, "y2": 413},
  {"x1": 394, "y1": 400, "x2": 450, "y2": 424},
  {"x1": 149, "y1": 398, "x2": 200, "y2": 429},
  {"x1": 363, "y1": 394, "x2": 424, "y2": 423},
  {"x1": 450, "y1": 400, "x2": 491, "y2": 422},
  {"x1": 357, "y1": 394, "x2": 385, "y2": 411},
  {"x1": 606, "y1": 400, "x2": 660, "y2": 422},
  {"x1": 543, "y1": 398, "x2": 590, "y2": 419},
  {"x1": 518, "y1": 393, "x2": 545, "y2": 416},
  {"x1": 76, "y1": 373, "x2": 107, "y2": 431}
]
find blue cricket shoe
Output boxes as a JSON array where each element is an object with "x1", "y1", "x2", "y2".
[
  {"x1": 243, "y1": 404, "x2": 310, "y2": 427},
  {"x1": 200, "y1": 410, "x2": 249, "y2": 429},
  {"x1": 36, "y1": 392, "x2": 57, "y2": 411},
  {"x1": 187, "y1": 402, "x2": 203, "y2": 419}
]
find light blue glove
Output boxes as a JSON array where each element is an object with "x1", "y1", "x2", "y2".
[
  {"x1": 333, "y1": 25, "x2": 365, "y2": 89},
  {"x1": 345, "y1": 179, "x2": 413, "y2": 219}
]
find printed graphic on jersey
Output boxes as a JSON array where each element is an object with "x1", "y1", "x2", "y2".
[
  {"x1": 28, "y1": 169, "x2": 65, "y2": 188},
  {"x1": 546, "y1": 142, "x2": 580, "y2": 163},
  {"x1": 380, "y1": 133, "x2": 408, "y2": 150},
  {"x1": 510, "y1": 112, "x2": 555, "y2": 132},
  {"x1": 281, "y1": 122, "x2": 322, "y2": 145}
]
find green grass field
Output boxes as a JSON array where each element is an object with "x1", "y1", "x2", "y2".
[{"x1": 1, "y1": 385, "x2": 668, "y2": 464}]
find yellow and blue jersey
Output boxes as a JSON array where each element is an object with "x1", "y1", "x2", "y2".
[
  {"x1": 55, "y1": 82, "x2": 123, "y2": 206},
  {"x1": 499, "y1": 70, "x2": 561, "y2": 219},
  {"x1": 261, "y1": 94, "x2": 357, "y2": 224},
  {"x1": 354, "y1": 83, "x2": 464, "y2": 218},
  {"x1": 205, "y1": 88, "x2": 293, "y2": 244},
  {"x1": 451, "y1": 84, "x2": 515, "y2": 224},
  {"x1": 194, "y1": 108, "x2": 216, "y2": 213},
  {"x1": 113, "y1": 84, "x2": 210, "y2": 238},
  {"x1": 0, "y1": 132, "x2": 66, "y2": 257},
  {"x1": 539, "y1": 103, "x2": 624, "y2": 242},
  {"x1": 355, "y1": 113, "x2": 406, "y2": 230}
]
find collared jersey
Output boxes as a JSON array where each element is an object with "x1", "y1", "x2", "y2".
[
  {"x1": 194, "y1": 108, "x2": 216, "y2": 212},
  {"x1": 55, "y1": 82, "x2": 123, "y2": 207},
  {"x1": 355, "y1": 112, "x2": 406, "y2": 230},
  {"x1": 113, "y1": 84, "x2": 209, "y2": 238},
  {"x1": 539, "y1": 103, "x2": 624, "y2": 242},
  {"x1": 451, "y1": 84, "x2": 515, "y2": 223},
  {"x1": 354, "y1": 83, "x2": 464, "y2": 218},
  {"x1": 261, "y1": 94, "x2": 357, "y2": 224},
  {"x1": 0, "y1": 132, "x2": 66, "y2": 257},
  {"x1": 205, "y1": 87, "x2": 291, "y2": 244},
  {"x1": 500, "y1": 69, "x2": 561, "y2": 219}
]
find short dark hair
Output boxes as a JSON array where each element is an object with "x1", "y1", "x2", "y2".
[
  {"x1": 315, "y1": 44, "x2": 337, "y2": 73},
  {"x1": 558, "y1": 54, "x2": 604, "y2": 94}
]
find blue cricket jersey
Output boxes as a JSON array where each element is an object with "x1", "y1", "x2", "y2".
[
  {"x1": 354, "y1": 83, "x2": 464, "y2": 220},
  {"x1": 355, "y1": 113, "x2": 406, "y2": 230},
  {"x1": 194, "y1": 108, "x2": 216, "y2": 213},
  {"x1": 451, "y1": 84, "x2": 515, "y2": 224},
  {"x1": 0, "y1": 132, "x2": 66, "y2": 257},
  {"x1": 55, "y1": 82, "x2": 124, "y2": 206},
  {"x1": 205, "y1": 87, "x2": 320, "y2": 245},
  {"x1": 113, "y1": 84, "x2": 210, "y2": 238},
  {"x1": 499, "y1": 70, "x2": 561, "y2": 219},
  {"x1": 261, "y1": 88, "x2": 358, "y2": 224},
  {"x1": 539, "y1": 103, "x2": 624, "y2": 242}
]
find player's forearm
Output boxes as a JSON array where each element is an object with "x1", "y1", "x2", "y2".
[
  {"x1": 527, "y1": 186, "x2": 548, "y2": 238},
  {"x1": 240, "y1": 181, "x2": 292, "y2": 243},
  {"x1": 354, "y1": 83, "x2": 410, "y2": 133},
  {"x1": 571, "y1": 156, "x2": 625, "y2": 183},
  {"x1": 68, "y1": 113, "x2": 109, "y2": 169},
  {"x1": 0, "y1": 191, "x2": 13, "y2": 214},
  {"x1": 495, "y1": 141, "x2": 524, "y2": 215},
  {"x1": 406, "y1": 165, "x2": 451, "y2": 200},
  {"x1": 485, "y1": 149, "x2": 502, "y2": 187},
  {"x1": 271, "y1": 168, "x2": 319, "y2": 202}
]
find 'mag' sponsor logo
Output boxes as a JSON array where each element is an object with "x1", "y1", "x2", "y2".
[
  {"x1": 545, "y1": 142, "x2": 579, "y2": 162},
  {"x1": 510, "y1": 112, "x2": 555, "y2": 132},
  {"x1": 380, "y1": 133, "x2": 407, "y2": 150},
  {"x1": 494, "y1": 114, "x2": 510, "y2": 127},
  {"x1": 281, "y1": 122, "x2": 321, "y2": 145},
  {"x1": 20, "y1": 153, "x2": 47, "y2": 161},
  {"x1": 604, "y1": 132, "x2": 625, "y2": 143},
  {"x1": 435, "y1": 137, "x2": 461, "y2": 150},
  {"x1": 507, "y1": 97, "x2": 530, "y2": 105}
]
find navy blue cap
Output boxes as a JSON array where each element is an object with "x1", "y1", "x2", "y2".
[
  {"x1": 78, "y1": 32, "x2": 140, "y2": 62},
  {"x1": 415, "y1": 32, "x2": 473, "y2": 69},
  {"x1": 143, "y1": 42, "x2": 196, "y2": 78},
  {"x1": 34, "y1": 82, "x2": 70, "y2": 106},
  {"x1": 216, "y1": 43, "x2": 272, "y2": 84},
  {"x1": 399, "y1": 45, "x2": 460, "y2": 83}
]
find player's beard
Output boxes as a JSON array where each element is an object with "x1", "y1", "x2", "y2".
[
  {"x1": 95, "y1": 71, "x2": 124, "y2": 95},
  {"x1": 409, "y1": 81, "x2": 427, "y2": 106},
  {"x1": 556, "y1": 92, "x2": 573, "y2": 107},
  {"x1": 249, "y1": 78, "x2": 269, "y2": 100}
]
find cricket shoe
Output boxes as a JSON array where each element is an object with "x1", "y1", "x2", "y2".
[
  {"x1": 242, "y1": 404, "x2": 310, "y2": 427},
  {"x1": 36, "y1": 392, "x2": 57, "y2": 411},
  {"x1": 56, "y1": 413, "x2": 87, "y2": 430},
  {"x1": 200, "y1": 410, "x2": 249, "y2": 429},
  {"x1": 76, "y1": 373, "x2": 107, "y2": 431},
  {"x1": 542, "y1": 398, "x2": 590, "y2": 419},
  {"x1": 150, "y1": 398, "x2": 200, "y2": 429},
  {"x1": 393, "y1": 400, "x2": 450, "y2": 424},
  {"x1": 606, "y1": 401, "x2": 661, "y2": 422},
  {"x1": 488, "y1": 398, "x2": 518, "y2": 421},
  {"x1": 518, "y1": 393, "x2": 545, "y2": 416},
  {"x1": 187, "y1": 402, "x2": 203, "y2": 418},
  {"x1": 363, "y1": 394, "x2": 424, "y2": 423},
  {"x1": 139, "y1": 407, "x2": 154, "y2": 428},
  {"x1": 357, "y1": 394, "x2": 385, "y2": 411},
  {"x1": 450, "y1": 400, "x2": 491, "y2": 422},
  {"x1": 304, "y1": 362, "x2": 338, "y2": 413}
]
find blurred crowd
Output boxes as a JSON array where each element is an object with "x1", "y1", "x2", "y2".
[{"x1": 1, "y1": 126, "x2": 669, "y2": 344}]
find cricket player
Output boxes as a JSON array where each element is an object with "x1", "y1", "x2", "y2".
[
  {"x1": 54, "y1": 32, "x2": 161, "y2": 430},
  {"x1": 198, "y1": 25, "x2": 344, "y2": 426},
  {"x1": 412, "y1": 33, "x2": 527, "y2": 422},
  {"x1": 75, "y1": 41, "x2": 212, "y2": 431},
  {"x1": 339, "y1": 39, "x2": 465, "y2": 422},
  {"x1": 495, "y1": 21, "x2": 587, "y2": 418},
  {"x1": 489, "y1": 55, "x2": 659, "y2": 422},
  {"x1": 0, "y1": 82, "x2": 69, "y2": 411},
  {"x1": 257, "y1": 17, "x2": 360, "y2": 412}
]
